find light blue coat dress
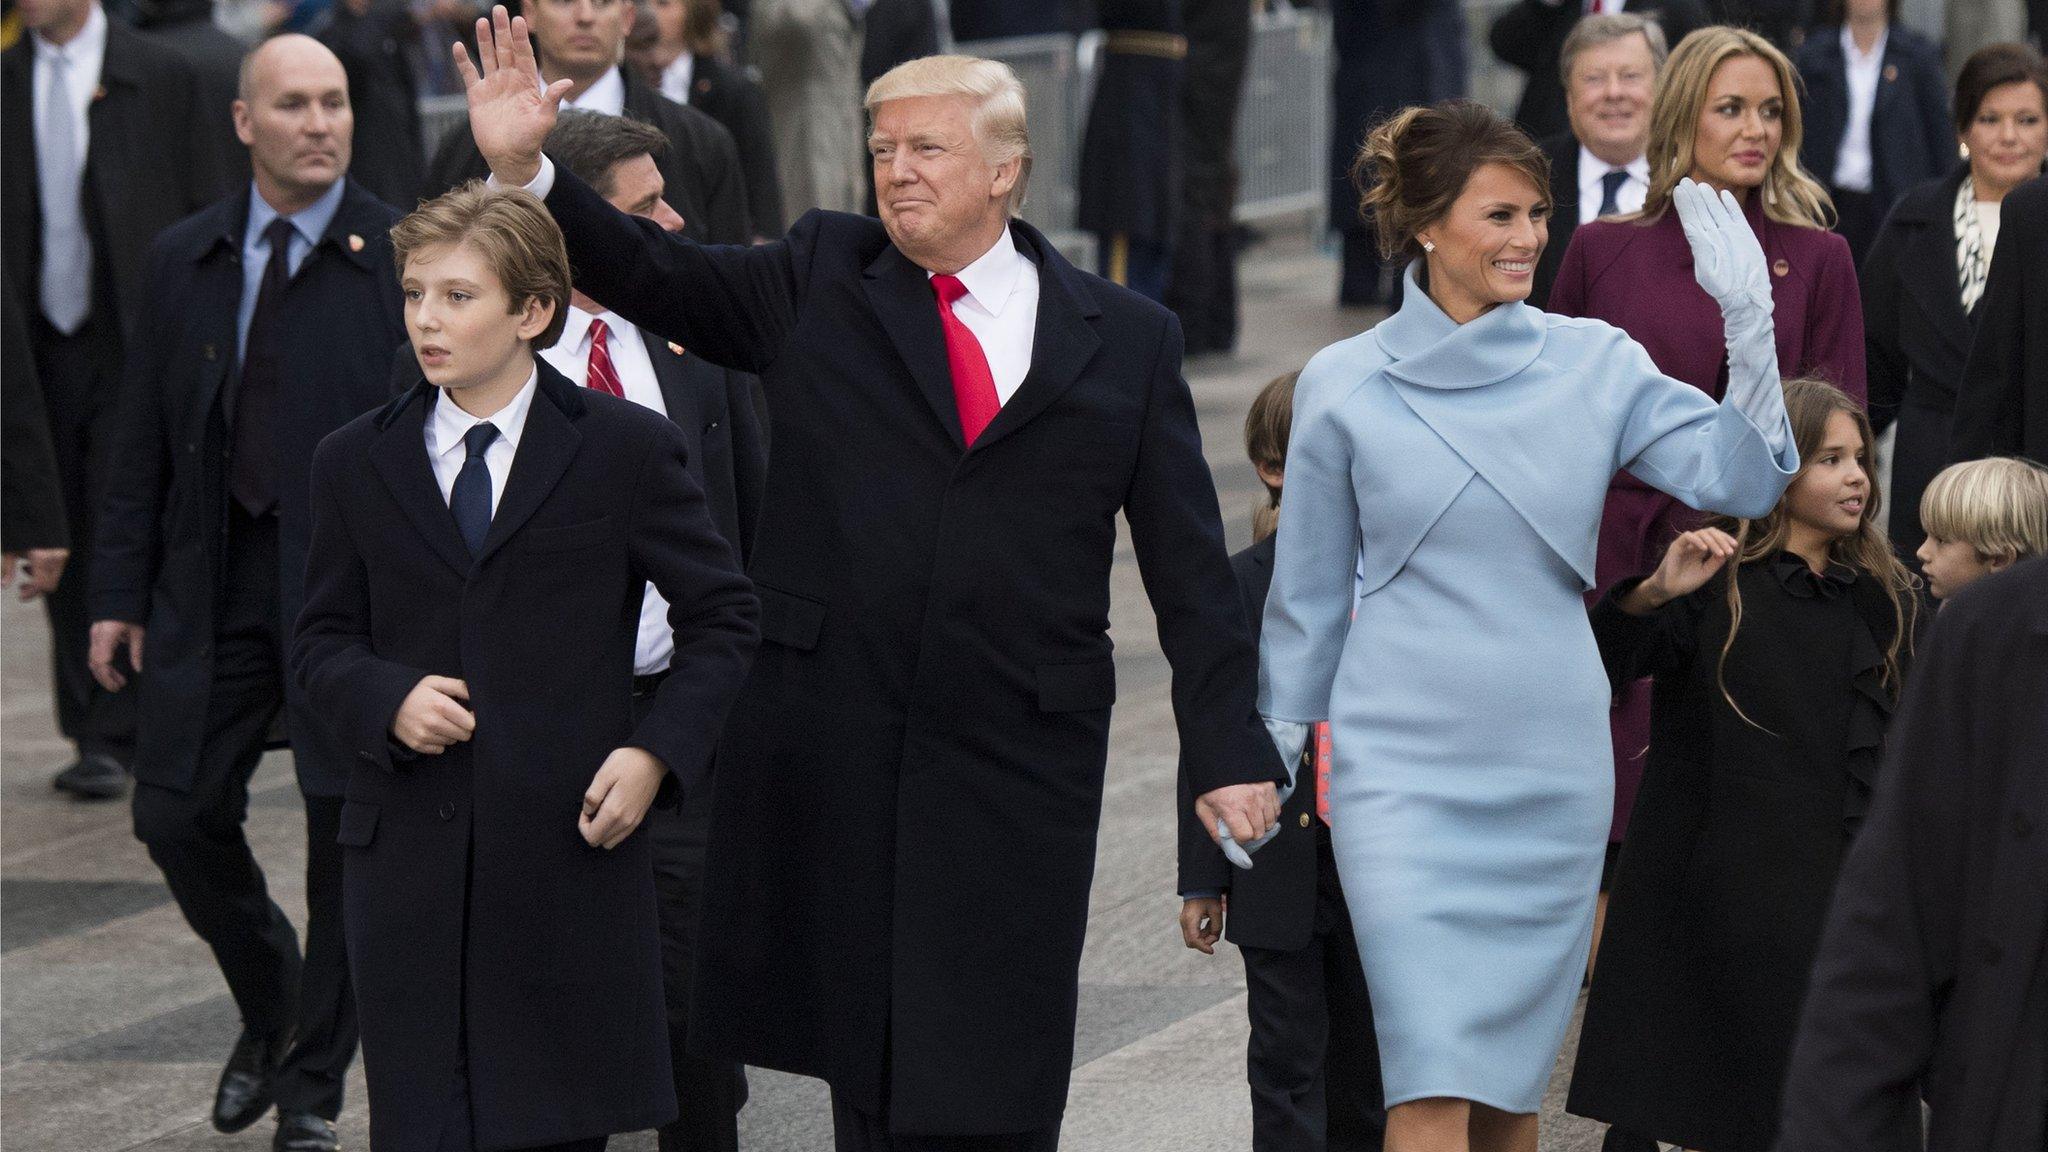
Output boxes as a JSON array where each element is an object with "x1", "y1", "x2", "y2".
[{"x1": 1258, "y1": 267, "x2": 1799, "y2": 1113}]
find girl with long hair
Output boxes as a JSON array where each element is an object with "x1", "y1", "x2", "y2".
[
  {"x1": 1567, "y1": 378, "x2": 1921, "y2": 1152},
  {"x1": 1257, "y1": 98, "x2": 1798, "y2": 1152}
]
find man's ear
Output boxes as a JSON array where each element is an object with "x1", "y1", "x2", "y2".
[
  {"x1": 232, "y1": 100, "x2": 255, "y2": 148},
  {"x1": 990, "y1": 156, "x2": 1020, "y2": 207}
]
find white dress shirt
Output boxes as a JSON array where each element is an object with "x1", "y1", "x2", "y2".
[
  {"x1": 540, "y1": 306, "x2": 675, "y2": 676},
  {"x1": 423, "y1": 367, "x2": 540, "y2": 517},
  {"x1": 1576, "y1": 147, "x2": 1651, "y2": 225},
  {"x1": 31, "y1": 1, "x2": 106, "y2": 178},
  {"x1": 659, "y1": 53, "x2": 695, "y2": 106},
  {"x1": 927, "y1": 227, "x2": 1040, "y2": 404},
  {"x1": 508, "y1": 156, "x2": 1043, "y2": 405},
  {"x1": 561, "y1": 65, "x2": 627, "y2": 116},
  {"x1": 1832, "y1": 26, "x2": 1887, "y2": 194}
]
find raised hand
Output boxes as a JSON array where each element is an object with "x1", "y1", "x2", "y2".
[
  {"x1": 452, "y1": 4, "x2": 573, "y2": 187},
  {"x1": 1673, "y1": 178, "x2": 1771, "y2": 313},
  {"x1": 1621, "y1": 527, "x2": 1740, "y2": 615}
]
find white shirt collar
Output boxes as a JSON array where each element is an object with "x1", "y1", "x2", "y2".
[
  {"x1": 430, "y1": 365, "x2": 540, "y2": 462},
  {"x1": 555, "y1": 301, "x2": 635, "y2": 355},
  {"x1": 32, "y1": 1, "x2": 106, "y2": 65},
  {"x1": 1840, "y1": 23, "x2": 1887, "y2": 64},
  {"x1": 561, "y1": 65, "x2": 627, "y2": 117},
  {"x1": 928, "y1": 225, "x2": 1024, "y2": 318}
]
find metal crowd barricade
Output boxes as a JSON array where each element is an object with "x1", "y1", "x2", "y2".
[{"x1": 1233, "y1": 5, "x2": 1332, "y2": 227}]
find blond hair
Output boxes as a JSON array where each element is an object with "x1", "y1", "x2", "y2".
[
  {"x1": 1640, "y1": 26, "x2": 1834, "y2": 229},
  {"x1": 1705, "y1": 379, "x2": 1920, "y2": 729},
  {"x1": 864, "y1": 55, "x2": 1032, "y2": 215},
  {"x1": 1920, "y1": 457, "x2": 2048, "y2": 564},
  {"x1": 391, "y1": 181, "x2": 572, "y2": 351},
  {"x1": 1245, "y1": 372, "x2": 1299, "y2": 542}
]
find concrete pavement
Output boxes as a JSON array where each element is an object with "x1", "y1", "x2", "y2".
[{"x1": 0, "y1": 233, "x2": 1613, "y2": 1151}]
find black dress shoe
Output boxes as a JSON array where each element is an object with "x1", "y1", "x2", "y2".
[
  {"x1": 213, "y1": 1027, "x2": 287, "y2": 1133},
  {"x1": 52, "y1": 752, "x2": 128, "y2": 799},
  {"x1": 274, "y1": 1111, "x2": 340, "y2": 1152},
  {"x1": 1601, "y1": 1126, "x2": 1659, "y2": 1152}
]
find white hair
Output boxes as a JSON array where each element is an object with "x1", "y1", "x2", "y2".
[{"x1": 865, "y1": 55, "x2": 1032, "y2": 215}]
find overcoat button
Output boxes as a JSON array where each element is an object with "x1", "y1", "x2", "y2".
[
  {"x1": 1299, "y1": 812, "x2": 1311, "y2": 828},
  {"x1": 438, "y1": 802, "x2": 455, "y2": 821}
]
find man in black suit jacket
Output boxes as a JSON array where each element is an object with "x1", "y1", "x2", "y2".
[
  {"x1": 3, "y1": 285, "x2": 70, "y2": 595},
  {"x1": 87, "y1": 36, "x2": 405, "y2": 1152},
  {"x1": 1952, "y1": 174, "x2": 2048, "y2": 465},
  {"x1": 530, "y1": 108, "x2": 764, "y2": 1152},
  {"x1": 461, "y1": 11, "x2": 1285, "y2": 1147},
  {"x1": 2, "y1": 0, "x2": 224, "y2": 799},
  {"x1": 426, "y1": 0, "x2": 752, "y2": 244},
  {"x1": 1531, "y1": 12, "x2": 1665, "y2": 310},
  {"x1": 1773, "y1": 556, "x2": 2048, "y2": 1152},
  {"x1": 293, "y1": 182, "x2": 758, "y2": 1152},
  {"x1": 1490, "y1": 0, "x2": 1704, "y2": 142},
  {"x1": 1177, "y1": 527, "x2": 1387, "y2": 1152},
  {"x1": 627, "y1": 0, "x2": 787, "y2": 238}
]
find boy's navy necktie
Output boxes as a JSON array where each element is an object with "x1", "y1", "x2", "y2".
[{"x1": 452, "y1": 422, "x2": 499, "y2": 555}]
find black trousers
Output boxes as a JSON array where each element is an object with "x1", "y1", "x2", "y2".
[
  {"x1": 1238, "y1": 824, "x2": 1387, "y2": 1152},
  {"x1": 130, "y1": 506, "x2": 356, "y2": 1117},
  {"x1": 32, "y1": 314, "x2": 134, "y2": 761},
  {"x1": 829, "y1": 1090, "x2": 1061, "y2": 1152},
  {"x1": 633, "y1": 685, "x2": 746, "y2": 1152},
  {"x1": 1166, "y1": 216, "x2": 1241, "y2": 355}
]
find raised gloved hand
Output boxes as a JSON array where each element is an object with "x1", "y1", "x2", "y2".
[{"x1": 1674, "y1": 178, "x2": 1773, "y2": 316}]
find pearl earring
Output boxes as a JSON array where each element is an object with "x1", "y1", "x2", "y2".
[{"x1": 1422, "y1": 240, "x2": 1435, "y2": 253}]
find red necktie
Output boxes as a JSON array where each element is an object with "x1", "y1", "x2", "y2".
[
  {"x1": 1314, "y1": 721, "x2": 1333, "y2": 826},
  {"x1": 585, "y1": 317, "x2": 626, "y2": 398},
  {"x1": 930, "y1": 274, "x2": 1001, "y2": 445}
]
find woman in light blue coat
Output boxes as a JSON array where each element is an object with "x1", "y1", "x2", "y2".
[{"x1": 1254, "y1": 102, "x2": 1800, "y2": 1152}]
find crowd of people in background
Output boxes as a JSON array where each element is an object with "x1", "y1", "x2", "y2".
[{"x1": 1, "y1": 0, "x2": 2046, "y2": 1151}]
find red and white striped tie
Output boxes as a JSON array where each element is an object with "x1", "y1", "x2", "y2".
[{"x1": 585, "y1": 317, "x2": 626, "y2": 398}]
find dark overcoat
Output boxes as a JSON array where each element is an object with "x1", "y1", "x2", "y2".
[
  {"x1": 1530, "y1": 131, "x2": 1581, "y2": 313},
  {"x1": 1175, "y1": 532, "x2": 1324, "y2": 950},
  {"x1": 1489, "y1": 0, "x2": 1706, "y2": 142},
  {"x1": 89, "y1": 182, "x2": 406, "y2": 798},
  {"x1": 1567, "y1": 557, "x2": 1909, "y2": 1152},
  {"x1": 1, "y1": 20, "x2": 222, "y2": 352},
  {"x1": 537, "y1": 164, "x2": 1279, "y2": 1134},
  {"x1": 1077, "y1": 0, "x2": 1183, "y2": 246},
  {"x1": 2, "y1": 284, "x2": 67, "y2": 551},
  {"x1": 426, "y1": 65, "x2": 753, "y2": 244},
  {"x1": 1861, "y1": 164, "x2": 1980, "y2": 556},
  {"x1": 291, "y1": 362, "x2": 759, "y2": 1151},
  {"x1": 1796, "y1": 24, "x2": 1952, "y2": 222},
  {"x1": 1952, "y1": 174, "x2": 2048, "y2": 464},
  {"x1": 1328, "y1": 0, "x2": 1466, "y2": 240},
  {"x1": 1772, "y1": 556, "x2": 2048, "y2": 1152},
  {"x1": 681, "y1": 53, "x2": 786, "y2": 238}
]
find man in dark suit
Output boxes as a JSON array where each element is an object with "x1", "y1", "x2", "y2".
[
  {"x1": 460, "y1": 10, "x2": 1285, "y2": 1148},
  {"x1": 3, "y1": 286, "x2": 70, "y2": 599},
  {"x1": 630, "y1": 0, "x2": 785, "y2": 238},
  {"x1": 527, "y1": 108, "x2": 763, "y2": 1152},
  {"x1": 319, "y1": 0, "x2": 428, "y2": 209},
  {"x1": 1772, "y1": 555, "x2": 2048, "y2": 1152},
  {"x1": 2, "y1": 0, "x2": 223, "y2": 799},
  {"x1": 1532, "y1": 12, "x2": 1666, "y2": 309},
  {"x1": 1490, "y1": 0, "x2": 1705, "y2": 143},
  {"x1": 426, "y1": 0, "x2": 752, "y2": 244},
  {"x1": 1951, "y1": 176, "x2": 2047, "y2": 465},
  {"x1": 293, "y1": 181, "x2": 758, "y2": 1152},
  {"x1": 87, "y1": 35, "x2": 405, "y2": 1152},
  {"x1": 1178, "y1": 527, "x2": 1387, "y2": 1152}
]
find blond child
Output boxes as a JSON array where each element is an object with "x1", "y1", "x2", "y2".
[{"x1": 1915, "y1": 457, "x2": 2048, "y2": 600}]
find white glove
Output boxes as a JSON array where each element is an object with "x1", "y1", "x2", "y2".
[
  {"x1": 1218, "y1": 718, "x2": 1309, "y2": 869},
  {"x1": 1674, "y1": 178, "x2": 1790, "y2": 456}
]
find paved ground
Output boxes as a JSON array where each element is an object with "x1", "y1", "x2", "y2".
[{"x1": 0, "y1": 233, "x2": 1614, "y2": 1151}]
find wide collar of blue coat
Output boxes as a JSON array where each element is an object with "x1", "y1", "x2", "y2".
[{"x1": 1373, "y1": 263, "x2": 1549, "y2": 389}]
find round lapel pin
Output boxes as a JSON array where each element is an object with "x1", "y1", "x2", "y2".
[
  {"x1": 668, "y1": 341, "x2": 685, "y2": 356},
  {"x1": 348, "y1": 234, "x2": 366, "y2": 252},
  {"x1": 1772, "y1": 258, "x2": 1790, "y2": 278}
]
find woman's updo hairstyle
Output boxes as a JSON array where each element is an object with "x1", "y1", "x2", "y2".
[{"x1": 1352, "y1": 99, "x2": 1550, "y2": 261}]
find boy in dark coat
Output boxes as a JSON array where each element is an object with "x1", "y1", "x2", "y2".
[{"x1": 292, "y1": 182, "x2": 758, "y2": 1152}]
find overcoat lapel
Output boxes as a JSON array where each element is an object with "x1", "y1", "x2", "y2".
[
  {"x1": 1899, "y1": 214, "x2": 1975, "y2": 364},
  {"x1": 475, "y1": 367, "x2": 583, "y2": 566},
  {"x1": 370, "y1": 386, "x2": 475, "y2": 578},
  {"x1": 972, "y1": 232, "x2": 1101, "y2": 452},
  {"x1": 861, "y1": 243, "x2": 965, "y2": 449}
]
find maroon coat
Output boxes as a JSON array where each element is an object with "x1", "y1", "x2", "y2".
[{"x1": 1548, "y1": 194, "x2": 1866, "y2": 844}]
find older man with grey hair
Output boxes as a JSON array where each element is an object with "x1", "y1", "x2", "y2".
[
  {"x1": 1530, "y1": 11, "x2": 1668, "y2": 309},
  {"x1": 454, "y1": 7, "x2": 1284, "y2": 1147}
]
